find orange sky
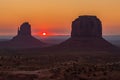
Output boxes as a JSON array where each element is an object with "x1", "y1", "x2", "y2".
[{"x1": 0, "y1": 0, "x2": 120, "y2": 36}]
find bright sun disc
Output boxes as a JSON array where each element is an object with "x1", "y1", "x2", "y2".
[{"x1": 42, "y1": 32, "x2": 46, "y2": 36}]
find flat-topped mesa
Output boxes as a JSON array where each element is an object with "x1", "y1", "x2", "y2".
[
  {"x1": 71, "y1": 15, "x2": 102, "y2": 38},
  {"x1": 18, "y1": 22, "x2": 31, "y2": 36},
  {"x1": 58, "y1": 15, "x2": 117, "y2": 51}
]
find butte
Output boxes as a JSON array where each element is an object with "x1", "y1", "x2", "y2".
[
  {"x1": 0, "y1": 22, "x2": 46, "y2": 49},
  {"x1": 52, "y1": 15, "x2": 118, "y2": 51}
]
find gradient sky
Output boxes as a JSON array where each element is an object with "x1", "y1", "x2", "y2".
[{"x1": 0, "y1": 0, "x2": 120, "y2": 36}]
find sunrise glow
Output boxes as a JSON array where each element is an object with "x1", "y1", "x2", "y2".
[
  {"x1": 42, "y1": 32, "x2": 46, "y2": 36},
  {"x1": 0, "y1": 0, "x2": 120, "y2": 36}
]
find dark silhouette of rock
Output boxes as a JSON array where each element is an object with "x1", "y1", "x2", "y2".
[
  {"x1": 18, "y1": 22, "x2": 31, "y2": 36},
  {"x1": 56, "y1": 15, "x2": 118, "y2": 51},
  {"x1": 71, "y1": 16, "x2": 102, "y2": 38},
  {"x1": 0, "y1": 22, "x2": 47, "y2": 49},
  {"x1": 12, "y1": 22, "x2": 34, "y2": 42}
]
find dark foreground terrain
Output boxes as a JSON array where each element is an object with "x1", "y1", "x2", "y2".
[{"x1": 0, "y1": 49, "x2": 120, "y2": 80}]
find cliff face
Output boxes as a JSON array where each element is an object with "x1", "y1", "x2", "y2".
[
  {"x1": 18, "y1": 22, "x2": 31, "y2": 36},
  {"x1": 12, "y1": 22, "x2": 32, "y2": 41},
  {"x1": 71, "y1": 16, "x2": 102, "y2": 38}
]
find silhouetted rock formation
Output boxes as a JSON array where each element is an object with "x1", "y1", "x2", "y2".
[
  {"x1": 12, "y1": 22, "x2": 34, "y2": 42},
  {"x1": 18, "y1": 22, "x2": 31, "y2": 36},
  {"x1": 71, "y1": 16, "x2": 102, "y2": 38},
  {"x1": 57, "y1": 15, "x2": 118, "y2": 51},
  {"x1": 0, "y1": 22, "x2": 47, "y2": 49}
]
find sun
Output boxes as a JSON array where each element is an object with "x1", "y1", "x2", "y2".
[{"x1": 42, "y1": 32, "x2": 47, "y2": 36}]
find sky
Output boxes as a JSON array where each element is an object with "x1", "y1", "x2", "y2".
[{"x1": 0, "y1": 0, "x2": 120, "y2": 36}]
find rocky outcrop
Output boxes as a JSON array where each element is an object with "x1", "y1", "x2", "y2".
[
  {"x1": 58, "y1": 15, "x2": 117, "y2": 51},
  {"x1": 18, "y1": 22, "x2": 31, "y2": 36},
  {"x1": 0, "y1": 22, "x2": 47, "y2": 49},
  {"x1": 12, "y1": 22, "x2": 32, "y2": 41},
  {"x1": 71, "y1": 16, "x2": 102, "y2": 38}
]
